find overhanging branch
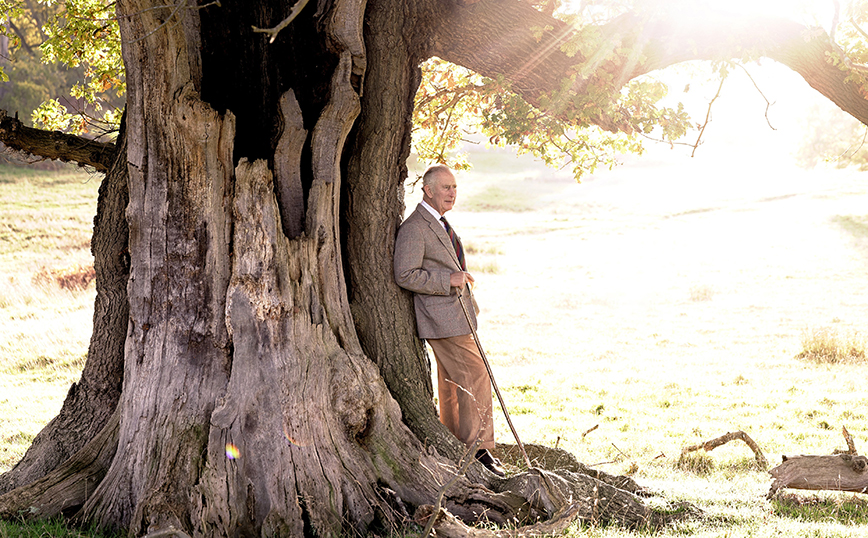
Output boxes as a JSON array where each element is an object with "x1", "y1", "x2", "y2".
[
  {"x1": 0, "y1": 110, "x2": 118, "y2": 172},
  {"x1": 433, "y1": 1, "x2": 868, "y2": 132}
]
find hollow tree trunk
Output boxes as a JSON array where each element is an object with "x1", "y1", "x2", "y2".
[
  {"x1": 78, "y1": 0, "x2": 425, "y2": 533},
  {"x1": 23, "y1": 0, "x2": 490, "y2": 535}
]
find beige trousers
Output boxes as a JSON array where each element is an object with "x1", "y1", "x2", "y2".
[{"x1": 428, "y1": 333, "x2": 494, "y2": 450}]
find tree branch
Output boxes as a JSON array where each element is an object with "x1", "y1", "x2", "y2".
[
  {"x1": 252, "y1": 0, "x2": 310, "y2": 43},
  {"x1": 734, "y1": 62, "x2": 777, "y2": 130},
  {"x1": 7, "y1": 20, "x2": 35, "y2": 55},
  {"x1": 0, "y1": 110, "x2": 117, "y2": 172},
  {"x1": 681, "y1": 430, "x2": 769, "y2": 470},
  {"x1": 691, "y1": 73, "x2": 726, "y2": 158},
  {"x1": 433, "y1": 1, "x2": 868, "y2": 131}
]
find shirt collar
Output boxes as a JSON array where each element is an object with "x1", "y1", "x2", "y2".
[{"x1": 420, "y1": 200, "x2": 445, "y2": 224}]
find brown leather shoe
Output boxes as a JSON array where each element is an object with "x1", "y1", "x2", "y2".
[{"x1": 476, "y1": 449, "x2": 505, "y2": 477}]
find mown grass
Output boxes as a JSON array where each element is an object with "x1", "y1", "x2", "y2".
[{"x1": 0, "y1": 163, "x2": 97, "y2": 476}]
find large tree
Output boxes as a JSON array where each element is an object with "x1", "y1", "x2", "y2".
[{"x1": 2, "y1": 0, "x2": 868, "y2": 535}]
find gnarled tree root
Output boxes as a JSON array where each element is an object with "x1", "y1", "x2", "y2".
[
  {"x1": 498, "y1": 442, "x2": 651, "y2": 496},
  {"x1": 0, "y1": 409, "x2": 119, "y2": 520},
  {"x1": 421, "y1": 466, "x2": 696, "y2": 536},
  {"x1": 1, "y1": 431, "x2": 697, "y2": 536},
  {"x1": 417, "y1": 500, "x2": 586, "y2": 538}
]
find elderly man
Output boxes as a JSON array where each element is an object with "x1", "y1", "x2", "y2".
[{"x1": 394, "y1": 164, "x2": 504, "y2": 477}]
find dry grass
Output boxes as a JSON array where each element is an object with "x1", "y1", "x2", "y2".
[
  {"x1": 0, "y1": 163, "x2": 97, "y2": 473},
  {"x1": 32, "y1": 262, "x2": 96, "y2": 290},
  {"x1": 676, "y1": 451, "x2": 715, "y2": 475},
  {"x1": 797, "y1": 327, "x2": 866, "y2": 364},
  {"x1": 465, "y1": 241, "x2": 503, "y2": 274},
  {"x1": 688, "y1": 284, "x2": 714, "y2": 302}
]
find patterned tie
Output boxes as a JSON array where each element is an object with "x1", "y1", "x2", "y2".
[{"x1": 440, "y1": 216, "x2": 466, "y2": 271}]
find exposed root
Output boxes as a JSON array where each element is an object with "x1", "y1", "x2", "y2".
[
  {"x1": 419, "y1": 462, "x2": 696, "y2": 536},
  {"x1": 416, "y1": 500, "x2": 586, "y2": 538},
  {"x1": 419, "y1": 443, "x2": 698, "y2": 536},
  {"x1": 0, "y1": 409, "x2": 119, "y2": 520},
  {"x1": 497, "y1": 442, "x2": 651, "y2": 496}
]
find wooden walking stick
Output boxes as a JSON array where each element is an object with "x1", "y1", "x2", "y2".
[{"x1": 457, "y1": 286, "x2": 533, "y2": 470}]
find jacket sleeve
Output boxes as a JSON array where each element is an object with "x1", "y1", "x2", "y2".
[{"x1": 394, "y1": 220, "x2": 452, "y2": 296}]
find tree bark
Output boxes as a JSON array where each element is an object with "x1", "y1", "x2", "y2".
[
  {"x1": 345, "y1": 0, "x2": 471, "y2": 467},
  {"x1": 19, "y1": 0, "x2": 471, "y2": 534}
]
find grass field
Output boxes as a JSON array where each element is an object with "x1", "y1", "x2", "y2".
[
  {"x1": 2, "y1": 147, "x2": 868, "y2": 537},
  {"x1": 413, "y1": 143, "x2": 868, "y2": 537},
  {"x1": 0, "y1": 164, "x2": 99, "y2": 479}
]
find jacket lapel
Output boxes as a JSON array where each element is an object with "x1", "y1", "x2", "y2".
[{"x1": 417, "y1": 205, "x2": 462, "y2": 270}]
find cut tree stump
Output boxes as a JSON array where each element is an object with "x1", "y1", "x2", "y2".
[
  {"x1": 768, "y1": 426, "x2": 868, "y2": 497},
  {"x1": 681, "y1": 430, "x2": 769, "y2": 470}
]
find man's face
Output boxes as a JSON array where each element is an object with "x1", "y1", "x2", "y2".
[{"x1": 423, "y1": 171, "x2": 457, "y2": 215}]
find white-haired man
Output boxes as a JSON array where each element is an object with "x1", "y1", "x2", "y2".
[{"x1": 393, "y1": 164, "x2": 504, "y2": 477}]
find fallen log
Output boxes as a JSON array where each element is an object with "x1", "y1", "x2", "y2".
[
  {"x1": 768, "y1": 454, "x2": 868, "y2": 497},
  {"x1": 768, "y1": 426, "x2": 868, "y2": 497}
]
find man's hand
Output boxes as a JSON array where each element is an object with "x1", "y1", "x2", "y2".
[{"x1": 450, "y1": 271, "x2": 475, "y2": 289}]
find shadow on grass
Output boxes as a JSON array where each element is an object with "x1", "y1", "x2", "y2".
[{"x1": 772, "y1": 492, "x2": 868, "y2": 525}]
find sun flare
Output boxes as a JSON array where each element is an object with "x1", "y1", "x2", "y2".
[
  {"x1": 705, "y1": 0, "x2": 833, "y2": 21},
  {"x1": 561, "y1": 0, "x2": 835, "y2": 24}
]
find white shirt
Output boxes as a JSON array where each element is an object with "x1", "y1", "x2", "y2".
[{"x1": 420, "y1": 200, "x2": 447, "y2": 230}]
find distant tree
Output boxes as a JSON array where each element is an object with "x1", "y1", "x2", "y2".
[
  {"x1": 0, "y1": 0, "x2": 122, "y2": 133},
  {"x1": 1, "y1": 1, "x2": 868, "y2": 536},
  {"x1": 797, "y1": 101, "x2": 868, "y2": 169}
]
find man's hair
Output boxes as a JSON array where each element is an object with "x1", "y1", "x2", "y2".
[{"x1": 422, "y1": 164, "x2": 452, "y2": 188}]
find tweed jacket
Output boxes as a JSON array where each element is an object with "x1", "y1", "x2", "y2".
[{"x1": 394, "y1": 204, "x2": 478, "y2": 339}]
